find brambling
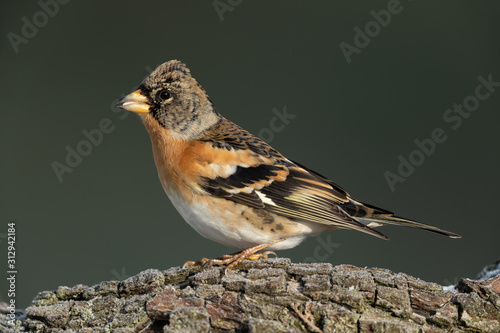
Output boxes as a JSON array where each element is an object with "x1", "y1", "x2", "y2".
[{"x1": 117, "y1": 60, "x2": 460, "y2": 271}]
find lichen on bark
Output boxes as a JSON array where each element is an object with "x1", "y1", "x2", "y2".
[{"x1": 1, "y1": 258, "x2": 499, "y2": 332}]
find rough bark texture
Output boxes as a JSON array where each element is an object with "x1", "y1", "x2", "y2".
[{"x1": 1, "y1": 258, "x2": 499, "y2": 332}]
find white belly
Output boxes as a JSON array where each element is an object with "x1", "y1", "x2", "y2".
[{"x1": 165, "y1": 190, "x2": 324, "y2": 250}]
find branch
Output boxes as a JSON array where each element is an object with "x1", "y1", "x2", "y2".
[{"x1": 2, "y1": 258, "x2": 499, "y2": 332}]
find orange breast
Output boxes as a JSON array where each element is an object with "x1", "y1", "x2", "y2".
[{"x1": 140, "y1": 114, "x2": 269, "y2": 203}]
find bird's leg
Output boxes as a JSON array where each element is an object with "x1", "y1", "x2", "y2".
[{"x1": 182, "y1": 238, "x2": 287, "y2": 272}]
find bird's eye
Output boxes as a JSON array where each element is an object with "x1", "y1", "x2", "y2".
[{"x1": 157, "y1": 90, "x2": 172, "y2": 101}]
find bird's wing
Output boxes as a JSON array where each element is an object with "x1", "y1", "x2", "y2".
[{"x1": 194, "y1": 118, "x2": 388, "y2": 239}]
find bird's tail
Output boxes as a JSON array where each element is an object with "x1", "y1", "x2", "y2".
[{"x1": 340, "y1": 200, "x2": 461, "y2": 239}]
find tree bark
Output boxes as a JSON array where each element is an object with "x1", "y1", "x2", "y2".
[{"x1": 2, "y1": 258, "x2": 499, "y2": 332}]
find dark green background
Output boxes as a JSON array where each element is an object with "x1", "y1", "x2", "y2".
[{"x1": 1, "y1": 1, "x2": 499, "y2": 308}]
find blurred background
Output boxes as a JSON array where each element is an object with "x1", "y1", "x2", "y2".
[{"x1": 1, "y1": 1, "x2": 499, "y2": 308}]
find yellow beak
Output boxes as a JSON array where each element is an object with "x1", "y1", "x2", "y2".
[{"x1": 117, "y1": 89, "x2": 150, "y2": 113}]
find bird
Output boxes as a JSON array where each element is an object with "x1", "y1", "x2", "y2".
[{"x1": 117, "y1": 60, "x2": 461, "y2": 271}]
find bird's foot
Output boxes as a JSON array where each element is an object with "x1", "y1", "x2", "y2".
[{"x1": 182, "y1": 239, "x2": 285, "y2": 273}]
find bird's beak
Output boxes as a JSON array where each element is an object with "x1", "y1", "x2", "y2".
[{"x1": 117, "y1": 89, "x2": 151, "y2": 113}]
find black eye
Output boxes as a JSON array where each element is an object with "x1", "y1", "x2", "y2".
[{"x1": 157, "y1": 90, "x2": 172, "y2": 101}]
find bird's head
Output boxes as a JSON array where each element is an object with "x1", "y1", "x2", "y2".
[{"x1": 117, "y1": 60, "x2": 220, "y2": 140}]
